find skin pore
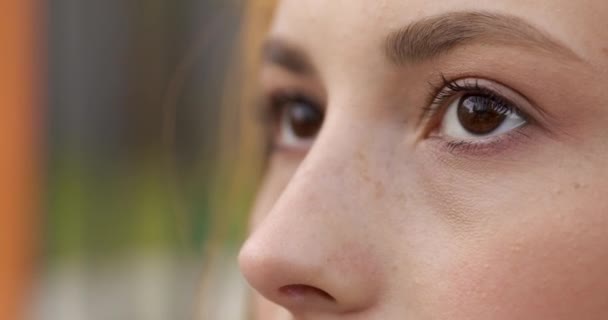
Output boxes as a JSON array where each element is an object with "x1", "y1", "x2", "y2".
[{"x1": 238, "y1": 0, "x2": 608, "y2": 319}]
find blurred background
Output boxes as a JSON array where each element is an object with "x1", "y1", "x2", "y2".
[{"x1": 2, "y1": 0, "x2": 260, "y2": 319}]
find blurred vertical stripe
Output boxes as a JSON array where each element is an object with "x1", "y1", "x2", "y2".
[
  {"x1": 0, "y1": 0, "x2": 41, "y2": 319},
  {"x1": 38, "y1": 1, "x2": 249, "y2": 318}
]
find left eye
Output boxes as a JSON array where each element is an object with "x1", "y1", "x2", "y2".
[
  {"x1": 441, "y1": 94, "x2": 527, "y2": 139},
  {"x1": 274, "y1": 97, "x2": 323, "y2": 150}
]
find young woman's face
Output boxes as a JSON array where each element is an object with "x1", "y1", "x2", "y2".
[{"x1": 239, "y1": 0, "x2": 608, "y2": 319}]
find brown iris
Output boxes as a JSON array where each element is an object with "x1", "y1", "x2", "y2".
[
  {"x1": 457, "y1": 95, "x2": 507, "y2": 135},
  {"x1": 285, "y1": 101, "x2": 323, "y2": 139}
]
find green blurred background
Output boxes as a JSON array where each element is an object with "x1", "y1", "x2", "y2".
[{"x1": 38, "y1": 0, "x2": 252, "y2": 318}]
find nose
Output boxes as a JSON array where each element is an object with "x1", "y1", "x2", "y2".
[{"x1": 238, "y1": 147, "x2": 383, "y2": 316}]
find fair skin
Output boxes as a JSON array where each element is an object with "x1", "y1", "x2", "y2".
[{"x1": 238, "y1": 0, "x2": 608, "y2": 319}]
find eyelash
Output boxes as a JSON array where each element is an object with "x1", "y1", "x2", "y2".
[
  {"x1": 422, "y1": 75, "x2": 530, "y2": 154},
  {"x1": 258, "y1": 90, "x2": 304, "y2": 124},
  {"x1": 441, "y1": 130, "x2": 532, "y2": 154}
]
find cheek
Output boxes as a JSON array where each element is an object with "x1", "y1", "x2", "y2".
[
  {"x1": 412, "y1": 132, "x2": 608, "y2": 318},
  {"x1": 430, "y1": 201, "x2": 608, "y2": 320}
]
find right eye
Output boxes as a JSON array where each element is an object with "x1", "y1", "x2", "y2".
[{"x1": 273, "y1": 96, "x2": 324, "y2": 151}]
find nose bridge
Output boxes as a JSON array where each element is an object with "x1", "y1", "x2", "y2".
[{"x1": 239, "y1": 117, "x2": 385, "y2": 314}]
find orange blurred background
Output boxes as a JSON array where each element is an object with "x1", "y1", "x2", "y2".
[{"x1": 1, "y1": 0, "x2": 39, "y2": 319}]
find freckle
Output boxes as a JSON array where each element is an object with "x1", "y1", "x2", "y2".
[
  {"x1": 553, "y1": 187, "x2": 563, "y2": 195},
  {"x1": 357, "y1": 151, "x2": 366, "y2": 164},
  {"x1": 357, "y1": 151, "x2": 372, "y2": 183},
  {"x1": 573, "y1": 182, "x2": 581, "y2": 190},
  {"x1": 603, "y1": 47, "x2": 608, "y2": 56},
  {"x1": 374, "y1": 182, "x2": 385, "y2": 199}
]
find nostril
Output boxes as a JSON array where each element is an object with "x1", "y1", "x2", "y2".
[{"x1": 279, "y1": 284, "x2": 337, "y2": 302}]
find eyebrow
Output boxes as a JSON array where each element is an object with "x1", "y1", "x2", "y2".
[
  {"x1": 385, "y1": 11, "x2": 581, "y2": 65},
  {"x1": 262, "y1": 38, "x2": 315, "y2": 75}
]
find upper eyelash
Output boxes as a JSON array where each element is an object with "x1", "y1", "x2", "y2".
[
  {"x1": 422, "y1": 75, "x2": 522, "y2": 124},
  {"x1": 256, "y1": 90, "x2": 311, "y2": 126}
]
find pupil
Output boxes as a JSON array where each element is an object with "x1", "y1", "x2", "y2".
[
  {"x1": 288, "y1": 102, "x2": 322, "y2": 138},
  {"x1": 457, "y1": 95, "x2": 507, "y2": 135}
]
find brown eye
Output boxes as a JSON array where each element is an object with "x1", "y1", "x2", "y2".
[
  {"x1": 285, "y1": 101, "x2": 323, "y2": 138},
  {"x1": 275, "y1": 98, "x2": 323, "y2": 150},
  {"x1": 440, "y1": 92, "x2": 526, "y2": 139},
  {"x1": 457, "y1": 95, "x2": 507, "y2": 135}
]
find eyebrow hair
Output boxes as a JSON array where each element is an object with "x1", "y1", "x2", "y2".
[
  {"x1": 262, "y1": 39, "x2": 315, "y2": 75},
  {"x1": 385, "y1": 11, "x2": 581, "y2": 65}
]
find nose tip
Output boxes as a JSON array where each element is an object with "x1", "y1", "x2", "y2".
[{"x1": 238, "y1": 238, "x2": 347, "y2": 314}]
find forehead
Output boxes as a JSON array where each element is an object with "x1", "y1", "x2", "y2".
[{"x1": 270, "y1": 0, "x2": 608, "y2": 66}]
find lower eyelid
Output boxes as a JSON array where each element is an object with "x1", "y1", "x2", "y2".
[{"x1": 428, "y1": 126, "x2": 534, "y2": 157}]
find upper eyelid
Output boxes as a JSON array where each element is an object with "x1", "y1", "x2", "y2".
[
  {"x1": 430, "y1": 80, "x2": 512, "y2": 115},
  {"x1": 260, "y1": 64, "x2": 327, "y2": 108},
  {"x1": 421, "y1": 76, "x2": 548, "y2": 124},
  {"x1": 256, "y1": 89, "x2": 325, "y2": 127},
  {"x1": 263, "y1": 39, "x2": 317, "y2": 76},
  {"x1": 268, "y1": 89, "x2": 325, "y2": 114}
]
